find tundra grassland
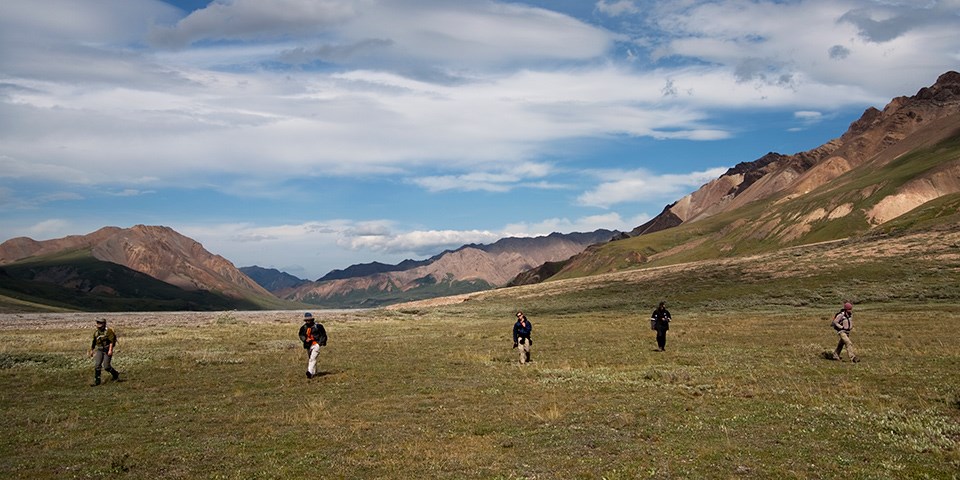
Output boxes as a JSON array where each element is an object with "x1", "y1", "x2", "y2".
[
  {"x1": 1, "y1": 229, "x2": 959, "y2": 479},
  {"x1": 1, "y1": 308, "x2": 958, "y2": 479}
]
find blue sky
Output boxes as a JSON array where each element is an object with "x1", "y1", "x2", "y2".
[{"x1": 2, "y1": 0, "x2": 958, "y2": 280}]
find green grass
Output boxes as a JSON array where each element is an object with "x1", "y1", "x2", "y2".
[
  {"x1": 2, "y1": 228, "x2": 958, "y2": 478},
  {"x1": 0, "y1": 303, "x2": 957, "y2": 479}
]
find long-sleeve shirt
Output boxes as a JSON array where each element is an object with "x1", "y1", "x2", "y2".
[
  {"x1": 513, "y1": 318, "x2": 532, "y2": 344},
  {"x1": 651, "y1": 308, "x2": 671, "y2": 322},
  {"x1": 298, "y1": 322, "x2": 327, "y2": 349},
  {"x1": 832, "y1": 311, "x2": 853, "y2": 332}
]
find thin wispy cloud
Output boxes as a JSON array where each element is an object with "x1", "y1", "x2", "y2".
[
  {"x1": 24, "y1": 219, "x2": 73, "y2": 237},
  {"x1": 596, "y1": 0, "x2": 641, "y2": 17},
  {"x1": 412, "y1": 162, "x2": 556, "y2": 193},
  {"x1": 789, "y1": 110, "x2": 827, "y2": 131}
]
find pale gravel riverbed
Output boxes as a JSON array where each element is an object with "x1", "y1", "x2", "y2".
[{"x1": 0, "y1": 309, "x2": 369, "y2": 329}]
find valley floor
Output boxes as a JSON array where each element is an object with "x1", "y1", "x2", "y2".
[{"x1": 1, "y1": 303, "x2": 958, "y2": 479}]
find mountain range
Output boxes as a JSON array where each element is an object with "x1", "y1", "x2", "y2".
[
  {"x1": 0, "y1": 224, "x2": 617, "y2": 311},
  {"x1": 0, "y1": 225, "x2": 290, "y2": 311},
  {"x1": 1, "y1": 71, "x2": 958, "y2": 312},
  {"x1": 274, "y1": 230, "x2": 618, "y2": 308},
  {"x1": 543, "y1": 71, "x2": 960, "y2": 280}
]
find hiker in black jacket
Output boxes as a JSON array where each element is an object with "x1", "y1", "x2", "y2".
[
  {"x1": 298, "y1": 312, "x2": 327, "y2": 378},
  {"x1": 651, "y1": 302, "x2": 671, "y2": 352}
]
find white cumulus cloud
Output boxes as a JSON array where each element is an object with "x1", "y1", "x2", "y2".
[{"x1": 578, "y1": 167, "x2": 729, "y2": 208}]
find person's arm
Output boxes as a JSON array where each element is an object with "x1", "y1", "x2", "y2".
[
  {"x1": 107, "y1": 331, "x2": 116, "y2": 356},
  {"x1": 317, "y1": 324, "x2": 327, "y2": 346}
]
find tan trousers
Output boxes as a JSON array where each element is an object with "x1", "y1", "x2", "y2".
[
  {"x1": 834, "y1": 332, "x2": 857, "y2": 360},
  {"x1": 517, "y1": 338, "x2": 531, "y2": 364}
]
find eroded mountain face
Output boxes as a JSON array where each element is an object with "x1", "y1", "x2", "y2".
[{"x1": 650, "y1": 71, "x2": 960, "y2": 229}]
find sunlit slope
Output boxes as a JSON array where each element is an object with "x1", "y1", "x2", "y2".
[{"x1": 553, "y1": 134, "x2": 960, "y2": 281}]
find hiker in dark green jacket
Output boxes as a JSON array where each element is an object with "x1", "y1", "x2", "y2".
[{"x1": 89, "y1": 318, "x2": 120, "y2": 386}]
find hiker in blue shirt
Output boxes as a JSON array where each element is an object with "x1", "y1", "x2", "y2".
[{"x1": 512, "y1": 311, "x2": 532, "y2": 364}]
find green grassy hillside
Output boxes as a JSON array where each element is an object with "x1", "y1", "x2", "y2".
[
  {"x1": 554, "y1": 134, "x2": 960, "y2": 281},
  {"x1": 0, "y1": 251, "x2": 295, "y2": 312}
]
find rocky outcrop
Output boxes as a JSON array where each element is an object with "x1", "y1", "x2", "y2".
[{"x1": 630, "y1": 204, "x2": 682, "y2": 236}]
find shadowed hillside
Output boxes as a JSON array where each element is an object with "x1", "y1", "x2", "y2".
[{"x1": 0, "y1": 226, "x2": 300, "y2": 312}]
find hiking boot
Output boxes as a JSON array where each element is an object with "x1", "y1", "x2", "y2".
[
  {"x1": 108, "y1": 368, "x2": 120, "y2": 381},
  {"x1": 91, "y1": 377, "x2": 101, "y2": 387},
  {"x1": 852, "y1": 357, "x2": 860, "y2": 363},
  {"x1": 306, "y1": 371, "x2": 314, "y2": 379}
]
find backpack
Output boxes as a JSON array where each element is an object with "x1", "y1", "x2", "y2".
[
  {"x1": 316, "y1": 323, "x2": 328, "y2": 346},
  {"x1": 830, "y1": 310, "x2": 844, "y2": 331}
]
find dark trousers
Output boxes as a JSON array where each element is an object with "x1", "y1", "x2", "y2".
[{"x1": 656, "y1": 328, "x2": 667, "y2": 350}]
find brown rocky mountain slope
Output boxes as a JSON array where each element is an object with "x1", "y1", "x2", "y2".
[
  {"x1": 0, "y1": 225, "x2": 272, "y2": 300},
  {"x1": 644, "y1": 71, "x2": 960, "y2": 231},
  {"x1": 283, "y1": 230, "x2": 617, "y2": 307},
  {"x1": 547, "y1": 71, "x2": 960, "y2": 280}
]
